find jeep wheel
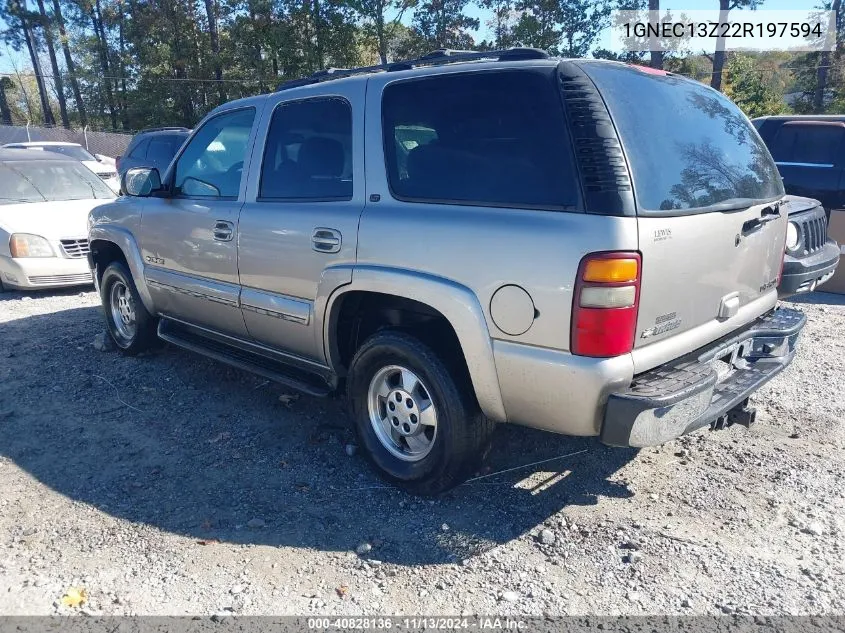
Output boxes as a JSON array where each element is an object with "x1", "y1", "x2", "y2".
[
  {"x1": 347, "y1": 330, "x2": 495, "y2": 495},
  {"x1": 100, "y1": 262, "x2": 158, "y2": 355}
]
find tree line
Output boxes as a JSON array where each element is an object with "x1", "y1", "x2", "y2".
[{"x1": 0, "y1": 0, "x2": 842, "y2": 132}]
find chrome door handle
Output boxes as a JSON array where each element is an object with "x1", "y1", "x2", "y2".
[
  {"x1": 213, "y1": 220, "x2": 234, "y2": 242},
  {"x1": 312, "y1": 227, "x2": 341, "y2": 253}
]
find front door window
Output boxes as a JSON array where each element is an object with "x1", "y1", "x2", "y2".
[{"x1": 174, "y1": 108, "x2": 256, "y2": 199}]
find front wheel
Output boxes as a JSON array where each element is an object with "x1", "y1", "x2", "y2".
[
  {"x1": 347, "y1": 330, "x2": 495, "y2": 495},
  {"x1": 100, "y1": 262, "x2": 158, "y2": 355}
]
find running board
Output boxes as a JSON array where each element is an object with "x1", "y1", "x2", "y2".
[{"x1": 157, "y1": 319, "x2": 333, "y2": 397}]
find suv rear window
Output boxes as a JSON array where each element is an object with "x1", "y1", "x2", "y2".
[
  {"x1": 583, "y1": 63, "x2": 783, "y2": 213},
  {"x1": 127, "y1": 138, "x2": 149, "y2": 159},
  {"x1": 381, "y1": 70, "x2": 579, "y2": 210},
  {"x1": 770, "y1": 123, "x2": 844, "y2": 166},
  {"x1": 147, "y1": 135, "x2": 185, "y2": 164}
]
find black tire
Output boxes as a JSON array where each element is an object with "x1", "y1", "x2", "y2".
[
  {"x1": 347, "y1": 330, "x2": 495, "y2": 495},
  {"x1": 100, "y1": 261, "x2": 158, "y2": 355}
]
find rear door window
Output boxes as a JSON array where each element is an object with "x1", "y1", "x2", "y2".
[
  {"x1": 770, "y1": 123, "x2": 844, "y2": 166},
  {"x1": 259, "y1": 97, "x2": 353, "y2": 201},
  {"x1": 582, "y1": 63, "x2": 783, "y2": 213},
  {"x1": 381, "y1": 70, "x2": 579, "y2": 210}
]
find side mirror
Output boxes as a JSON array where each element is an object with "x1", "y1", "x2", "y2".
[
  {"x1": 122, "y1": 167, "x2": 162, "y2": 197},
  {"x1": 180, "y1": 176, "x2": 220, "y2": 198}
]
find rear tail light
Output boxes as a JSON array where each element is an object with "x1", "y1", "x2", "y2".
[{"x1": 571, "y1": 252, "x2": 642, "y2": 357}]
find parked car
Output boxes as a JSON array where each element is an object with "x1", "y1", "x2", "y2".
[
  {"x1": 116, "y1": 127, "x2": 191, "y2": 179},
  {"x1": 94, "y1": 154, "x2": 117, "y2": 168},
  {"x1": 751, "y1": 115, "x2": 841, "y2": 297},
  {"x1": 89, "y1": 52, "x2": 806, "y2": 494},
  {"x1": 776, "y1": 197, "x2": 839, "y2": 297},
  {"x1": 0, "y1": 148, "x2": 114, "y2": 291},
  {"x1": 2, "y1": 141, "x2": 119, "y2": 192},
  {"x1": 752, "y1": 115, "x2": 845, "y2": 214}
]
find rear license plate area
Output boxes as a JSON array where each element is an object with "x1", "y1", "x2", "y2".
[{"x1": 712, "y1": 338, "x2": 752, "y2": 382}]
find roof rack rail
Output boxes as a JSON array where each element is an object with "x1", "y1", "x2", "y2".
[
  {"x1": 140, "y1": 126, "x2": 192, "y2": 133},
  {"x1": 418, "y1": 48, "x2": 477, "y2": 59},
  {"x1": 276, "y1": 47, "x2": 550, "y2": 91}
]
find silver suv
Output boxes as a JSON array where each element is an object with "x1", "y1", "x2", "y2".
[{"x1": 88, "y1": 49, "x2": 807, "y2": 494}]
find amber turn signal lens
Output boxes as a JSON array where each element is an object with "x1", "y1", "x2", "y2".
[
  {"x1": 9, "y1": 233, "x2": 55, "y2": 258},
  {"x1": 582, "y1": 258, "x2": 639, "y2": 283}
]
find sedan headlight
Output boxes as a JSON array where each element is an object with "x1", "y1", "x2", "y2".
[
  {"x1": 9, "y1": 233, "x2": 55, "y2": 258},
  {"x1": 785, "y1": 222, "x2": 801, "y2": 251}
]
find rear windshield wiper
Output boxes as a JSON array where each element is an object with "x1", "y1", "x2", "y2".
[{"x1": 706, "y1": 197, "x2": 781, "y2": 213}]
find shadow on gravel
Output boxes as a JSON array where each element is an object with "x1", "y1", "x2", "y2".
[
  {"x1": 0, "y1": 284, "x2": 95, "y2": 302},
  {"x1": 785, "y1": 290, "x2": 845, "y2": 307},
  {"x1": 0, "y1": 304, "x2": 637, "y2": 566}
]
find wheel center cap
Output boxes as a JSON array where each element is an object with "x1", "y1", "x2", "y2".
[{"x1": 386, "y1": 388, "x2": 420, "y2": 436}]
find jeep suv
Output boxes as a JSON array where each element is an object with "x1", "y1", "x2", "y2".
[
  {"x1": 116, "y1": 127, "x2": 191, "y2": 179},
  {"x1": 752, "y1": 115, "x2": 845, "y2": 214},
  {"x1": 88, "y1": 50, "x2": 806, "y2": 494},
  {"x1": 751, "y1": 116, "x2": 841, "y2": 297}
]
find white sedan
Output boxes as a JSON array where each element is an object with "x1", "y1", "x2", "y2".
[
  {"x1": 0, "y1": 148, "x2": 115, "y2": 291},
  {"x1": 2, "y1": 141, "x2": 120, "y2": 192}
]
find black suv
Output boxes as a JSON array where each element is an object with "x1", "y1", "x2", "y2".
[
  {"x1": 753, "y1": 115, "x2": 840, "y2": 296},
  {"x1": 117, "y1": 127, "x2": 191, "y2": 179},
  {"x1": 753, "y1": 115, "x2": 845, "y2": 214}
]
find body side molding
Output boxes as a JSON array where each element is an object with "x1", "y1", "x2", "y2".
[
  {"x1": 144, "y1": 267, "x2": 240, "y2": 308},
  {"x1": 240, "y1": 287, "x2": 311, "y2": 325}
]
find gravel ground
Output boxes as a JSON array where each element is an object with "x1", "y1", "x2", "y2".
[{"x1": 0, "y1": 287, "x2": 843, "y2": 617}]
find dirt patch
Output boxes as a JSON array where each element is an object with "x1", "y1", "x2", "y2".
[{"x1": 0, "y1": 288, "x2": 843, "y2": 615}]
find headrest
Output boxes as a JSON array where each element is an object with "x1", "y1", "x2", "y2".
[{"x1": 298, "y1": 137, "x2": 344, "y2": 177}]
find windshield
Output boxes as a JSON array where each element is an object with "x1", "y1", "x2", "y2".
[
  {"x1": 37, "y1": 145, "x2": 98, "y2": 161},
  {"x1": 582, "y1": 63, "x2": 784, "y2": 214},
  {"x1": 0, "y1": 160, "x2": 115, "y2": 204}
]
